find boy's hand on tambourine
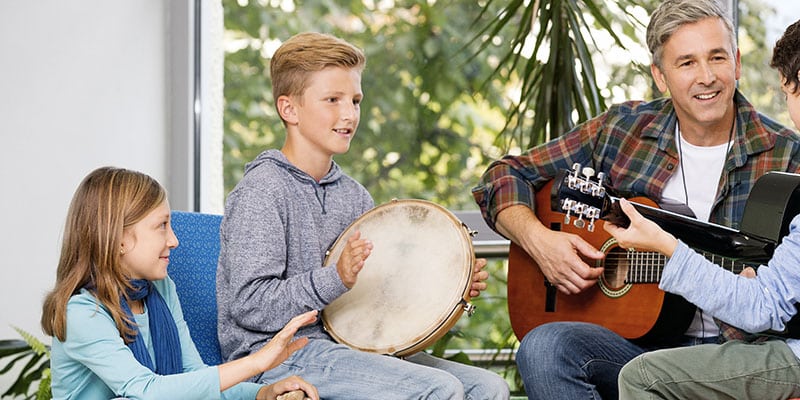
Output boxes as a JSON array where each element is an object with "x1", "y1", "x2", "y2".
[
  {"x1": 469, "y1": 258, "x2": 489, "y2": 297},
  {"x1": 336, "y1": 230, "x2": 373, "y2": 288}
]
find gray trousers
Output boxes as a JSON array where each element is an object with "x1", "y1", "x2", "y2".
[{"x1": 619, "y1": 340, "x2": 800, "y2": 399}]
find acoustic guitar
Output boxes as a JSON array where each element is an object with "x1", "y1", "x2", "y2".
[{"x1": 507, "y1": 165, "x2": 800, "y2": 342}]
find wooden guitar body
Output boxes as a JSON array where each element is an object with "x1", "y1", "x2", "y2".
[
  {"x1": 507, "y1": 168, "x2": 800, "y2": 342},
  {"x1": 507, "y1": 186, "x2": 693, "y2": 341}
]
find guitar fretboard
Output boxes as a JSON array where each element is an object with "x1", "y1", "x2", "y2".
[{"x1": 604, "y1": 251, "x2": 753, "y2": 284}]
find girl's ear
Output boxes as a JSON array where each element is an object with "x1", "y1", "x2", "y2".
[
  {"x1": 120, "y1": 230, "x2": 135, "y2": 257},
  {"x1": 277, "y1": 95, "x2": 299, "y2": 125}
]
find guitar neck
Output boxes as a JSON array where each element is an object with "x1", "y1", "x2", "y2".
[
  {"x1": 551, "y1": 166, "x2": 777, "y2": 265},
  {"x1": 624, "y1": 250, "x2": 753, "y2": 284},
  {"x1": 620, "y1": 200, "x2": 775, "y2": 264}
]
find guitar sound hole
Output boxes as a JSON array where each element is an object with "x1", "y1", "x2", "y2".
[{"x1": 601, "y1": 247, "x2": 629, "y2": 290}]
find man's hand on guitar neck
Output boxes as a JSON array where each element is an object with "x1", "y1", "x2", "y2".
[{"x1": 496, "y1": 205, "x2": 605, "y2": 294}]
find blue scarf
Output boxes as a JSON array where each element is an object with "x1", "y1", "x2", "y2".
[{"x1": 120, "y1": 279, "x2": 182, "y2": 375}]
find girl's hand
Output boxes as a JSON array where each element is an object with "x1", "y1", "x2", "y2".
[
  {"x1": 252, "y1": 310, "x2": 317, "y2": 372},
  {"x1": 217, "y1": 311, "x2": 317, "y2": 392}
]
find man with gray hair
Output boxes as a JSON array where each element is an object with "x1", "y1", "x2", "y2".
[
  {"x1": 612, "y1": 18, "x2": 800, "y2": 399},
  {"x1": 472, "y1": 0, "x2": 800, "y2": 398}
]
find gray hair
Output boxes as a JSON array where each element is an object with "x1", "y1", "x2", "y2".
[{"x1": 646, "y1": 0, "x2": 737, "y2": 68}]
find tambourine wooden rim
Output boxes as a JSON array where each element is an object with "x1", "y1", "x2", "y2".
[{"x1": 321, "y1": 199, "x2": 475, "y2": 356}]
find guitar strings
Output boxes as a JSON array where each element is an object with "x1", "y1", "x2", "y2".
[{"x1": 601, "y1": 251, "x2": 747, "y2": 284}]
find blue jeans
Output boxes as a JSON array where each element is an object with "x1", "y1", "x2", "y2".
[
  {"x1": 256, "y1": 339, "x2": 510, "y2": 399},
  {"x1": 516, "y1": 322, "x2": 719, "y2": 400}
]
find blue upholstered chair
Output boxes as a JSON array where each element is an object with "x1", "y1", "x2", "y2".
[{"x1": 168, "y1": 210, "x2": 224, "y2": 366}]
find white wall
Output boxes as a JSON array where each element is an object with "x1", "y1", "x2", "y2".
[
  {"x1": 0, "y1": 0, "x2": 222, "y2": 393},
  {"x1": 0, "y1": 1, "x2": 174, "y2": 342}
]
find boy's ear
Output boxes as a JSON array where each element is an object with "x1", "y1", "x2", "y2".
[{"x1": 277, "y1": 95, "x2": 299, "y2": 125}]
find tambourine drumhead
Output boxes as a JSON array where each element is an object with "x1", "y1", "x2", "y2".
[{"x1": 322, "y1": 199, "x2": 474, "y2": 356}]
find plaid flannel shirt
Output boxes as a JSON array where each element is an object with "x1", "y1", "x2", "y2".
[{"x1": 473, "y1": 90, "x2": 800, "y2": 233}]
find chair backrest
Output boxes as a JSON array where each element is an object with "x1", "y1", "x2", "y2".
[{"x1": 168, "y1": 210, "x2": 224, "y2": 366}]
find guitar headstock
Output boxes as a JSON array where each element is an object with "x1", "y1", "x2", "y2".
[{"x1": 550, "y1": 163, "x2": 630, "y2": 231}]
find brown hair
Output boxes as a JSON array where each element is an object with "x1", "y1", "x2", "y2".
[
  {"x1": 771, "y1": 20, "x2": 800, "y2": 94},
  {"x1": 269, "y1": 32, "x2": 366, "y2": 118},
  {"x1": 41, "y1": 167, "x2": 166, "y2": 342}
]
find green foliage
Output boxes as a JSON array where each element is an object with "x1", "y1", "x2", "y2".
[
  {"x1": 737, "y1": 0, "x2": 791, "y2": 126},
  {"x1": 221, "y1": 0, "x2": 783, "y2": 396},
  {"x1": 222, "y1": 0, "x2": 511, "y2": 208},
  {"x1": 471, "y1": 0, "x2": 648, "y2": 150},
  {"x1": 0, "y1": 327, "x2": 51, "y2": 400}
]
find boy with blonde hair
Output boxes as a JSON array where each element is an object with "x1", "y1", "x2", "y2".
[{"x1": 217, "y1": 32, "x2": 509, "y2": 399}]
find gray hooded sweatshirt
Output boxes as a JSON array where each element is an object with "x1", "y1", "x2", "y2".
[{"x1": 216, "y1": 149, "x2": 374, "y2": 362}]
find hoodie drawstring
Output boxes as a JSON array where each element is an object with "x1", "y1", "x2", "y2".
[{"x1": 313, "y1": 184, "x2": 328, "y2": 214}]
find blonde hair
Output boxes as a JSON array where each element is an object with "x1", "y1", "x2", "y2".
[
  {"x1": 41, "y1": 167, "x2": 166, "y2": 342},
  {"x1": 270, "y1": 32, "x2": 366, "y2": 116}
]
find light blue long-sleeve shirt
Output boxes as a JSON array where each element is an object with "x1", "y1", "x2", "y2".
[
  {"x1": 662, "y1": 214, "x2": 800, "y2": 358},
  {"x1": 50, "y1": 277, "x2": 262, "y2": 400}
]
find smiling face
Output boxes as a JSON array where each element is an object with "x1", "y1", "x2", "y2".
[
  {"x1": 120, "y1": 200, "x2": 178, "y2": 281},
  {"x1": 278, "y1": 66, "x2": 363, "y2": 174},
  {"x1": 651, "y1": 17, "x2": 741, "y2": 138}
]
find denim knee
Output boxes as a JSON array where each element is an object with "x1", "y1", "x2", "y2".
[
  {"x1": 425, "y1": 370, "x2": 464, "y2": 400},
  {"x1": 518, "y1": 323, "x2": 575, "y2": 365},
  {"x1": 467, "y1": 372, "x2": 511, "y2": 400}
]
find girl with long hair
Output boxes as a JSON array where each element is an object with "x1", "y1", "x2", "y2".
[{"x1": 41, "y1": 166, "x2": 318, "y2": 400}]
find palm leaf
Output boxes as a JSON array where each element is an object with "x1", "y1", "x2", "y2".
[
  {"x1": 13, "y1": 326, "x2": 49, "y2": 357},
  {"x1": 0, "y1": 329, "x2": 51, "y2": 399},
  {"x1": 472, "y1": 0, "x2": 646, "y2": 150}
]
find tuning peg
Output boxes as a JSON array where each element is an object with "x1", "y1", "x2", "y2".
[
  {"x1": 582, "y1": 166, "x2": 595, "y2": 179},
  {"x1": 585, "y1": 207, "x2": 600, "y2": 232},
  {"x1": 561, "y1": 199, "x2": 574, "y2": 224}
]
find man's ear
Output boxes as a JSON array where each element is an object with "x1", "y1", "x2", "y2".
[
  {"x1": 277, "y1": 95, "x2": 298, "y2": 125},
  {"x1": 650, "y1": 63, "x2": 669, "y2": 94}
]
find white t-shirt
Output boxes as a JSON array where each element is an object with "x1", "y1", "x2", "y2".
[{"x1": 662, "y1": 125, "x2": 731, "y2": 337}]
